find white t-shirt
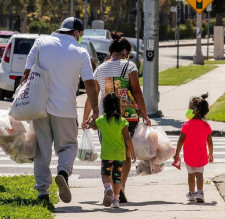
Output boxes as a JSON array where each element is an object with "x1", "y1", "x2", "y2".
[
  {"x1": 93, "y1": 60, "x2": 137, "y2": 116},
  {"x1": 25, "y1": 32, "x2": 94, "y2": 118}
]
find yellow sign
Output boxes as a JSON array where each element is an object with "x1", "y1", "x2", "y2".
[{"x1": 186, "y1": 0, "x2": 214, "y2": 14}]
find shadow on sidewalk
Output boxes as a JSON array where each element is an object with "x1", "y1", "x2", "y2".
[
  {"x1": 122, "y1": 200, "x2": 182, "y2": 206},
  {"x1": 186, "y1": 201, "x2": 217, "y2": 206},
  {"x1": 152, "y1": 118, "x2": 183, "y2": 131}
]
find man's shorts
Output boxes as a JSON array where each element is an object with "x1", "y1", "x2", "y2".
[{"x1": 185, "y1": 163, "x2": 204, "y2": 174}]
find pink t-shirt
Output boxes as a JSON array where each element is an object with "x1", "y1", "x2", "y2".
[{"x1": 181, "y1": 119, "x2": 212, "y2": 167}]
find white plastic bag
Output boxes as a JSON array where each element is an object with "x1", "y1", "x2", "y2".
[
  {"x1": 132, "y1": 122, "x2": 158, "y2": 160},
  {"x1": 0, "y1": 121, "x2": 37, "y2": 163},
  {"x1": 150, "y1": 127, "x2": 175, "y2": 165},
  {"x1": 136, "y1": 159, "x2": 164, "y2": 175},
  {"x1": 9, "y1": 44, "x2": 48, "y2": 121},
  {"x1": 77, "y1": 129, "x2": 98, "y2": 162}
]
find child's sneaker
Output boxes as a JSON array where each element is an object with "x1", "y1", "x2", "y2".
[
  {"x1": 186, "y1": 192, "x2": 196, "y2": 201},
  {"x1": 196, "y1": 191, "x2": 204, "y2": 203},
  {"x1": 111, "y1": 199, "x2": 120, "y2": 208},
  {"x1": 103, "y1": 187, "x2": 113, "y2": 207}
]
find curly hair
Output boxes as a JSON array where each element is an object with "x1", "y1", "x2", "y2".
[
  {"x1": 189, "y1": 93, "x2": 209, "y2": 118},
  {"x1": 103, "y1": 92, "x2": 121, "y2": 123},
  {"x1": 109, "y1": 31, "x2": 131, "y2": 54}
]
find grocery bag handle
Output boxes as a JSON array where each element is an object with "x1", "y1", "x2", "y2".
[{"x1": 120, "y1": 61, "x2": 129, "y2": 78}]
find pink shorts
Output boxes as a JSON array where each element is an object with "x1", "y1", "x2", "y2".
[{"x1": 185, "y1": 163, "x2": 204, "y2": 174}]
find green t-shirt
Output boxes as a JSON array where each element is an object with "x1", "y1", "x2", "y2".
[{"x1": 95, "y1": 115, "x2": 129, "y2": 161}]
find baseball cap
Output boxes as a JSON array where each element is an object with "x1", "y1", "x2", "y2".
[{"x1": 57, "y1": 17, "x2": 84, "y2": 32}]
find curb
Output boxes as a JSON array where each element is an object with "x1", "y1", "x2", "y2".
[
  {"x1": 159, "y1": 42, "x2": 214, "y2": 48},
  {"x1": 166, "y1": 130, "x2": 225, "y2": 137}
]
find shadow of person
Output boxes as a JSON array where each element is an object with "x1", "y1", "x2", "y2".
[
  {"x1": 186, "y1": 201, "x2": 217, "y2": 206},
  {"x1": 121, "y1": 200, "x2": 183, "y2": 207}
]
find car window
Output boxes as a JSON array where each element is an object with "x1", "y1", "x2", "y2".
[
  {"x1": 13, "y1": 38, "x2": 35, "y2": 55},
  {"x1": 84, "y1": 29, "x2": 105, "y2": 37},
  {"x1": 91, "y1": 41, "x2": 110, "y2": 53},
  {"x1": 0, "y1": 36, "x2": 10, "y2": 44}
]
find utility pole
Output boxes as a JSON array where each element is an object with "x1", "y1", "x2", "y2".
[
  {"x1": 193, "y1": 13, "x2": 204, "y2": 65},
  {"x1": 176, "y1": 0, "x2": 181, "y2": 68},
  {"x1": 70, "y1": 0, "x2": 74, "y2": 16},
  {"x1": 84, "y1": 0, "x2": 88, "y2": 29},
  {"x1": 206, "y1": 3, "x2": 212, "y2": 60},
  {"x1": 136, "y1": 0, "x2": 140, "y2": 71},
  {"x1": 143, "y1": 0, "x2": 162, "y2": 117}
]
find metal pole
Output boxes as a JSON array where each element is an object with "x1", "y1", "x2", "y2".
[
  {"x1": 70, "y1": 0, "x2": 73, "y2": 17},
  {"x1": 207, "y1": 11, "x2": 210, "y2": 60},
  {"x1": 136, "y1": 0, "x2": 140, "y2": 71},
  {"x1": 176, "y1": 1, "x2": 180, "y2": 69},
  {"x1": 193, "y1": 13, "x2": 204, "y2": 65},
  {"x1": 84, "y1": 0, "x2": 88, "y2": 29},
  {"x1": 143, "y1": 0, "x2": 161, "y2": 117}
]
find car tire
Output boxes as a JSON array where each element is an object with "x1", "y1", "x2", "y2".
[{"x1": 0, "y1": 88, "x2": 6, "y2": 100}]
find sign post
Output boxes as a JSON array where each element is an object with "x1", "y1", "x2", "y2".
[{"x1": 206, "y1": 3, "x2": 212, "y2": 60}]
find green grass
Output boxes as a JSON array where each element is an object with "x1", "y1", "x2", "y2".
[
  {"x1": 207, "y1": 93, "x2": 225, "y2": 122},
  {"x1": 205, "y1": 59, "x2": 225, "y2": 65},
  {"x1": 139, "y1": 65, "x2": 217, "y2": 86},
  {"x1": 0, "y1": 175, "x2": 59, "y2": 219}
]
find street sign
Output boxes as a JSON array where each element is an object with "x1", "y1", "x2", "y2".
[
  {"x1": 186, "y1": 0, "x2": 214, "y2": 14},
  {"x1": 206, "y1": 3, "x2": 212, "y2": 12}
]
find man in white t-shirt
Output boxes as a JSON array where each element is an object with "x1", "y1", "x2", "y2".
[{"x1": 21, "y1": 17, "x2": 98, "y2": 203}]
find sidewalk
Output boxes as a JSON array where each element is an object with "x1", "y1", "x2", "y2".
[{"x1": 53, "y1": 63, "x2": 225, "y2": 218}]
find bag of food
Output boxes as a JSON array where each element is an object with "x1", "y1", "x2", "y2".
[
  {"x1": 136, "y1": 159, "x2": 164, "y2": 175},
  {"x1": 77, "y1": 129, "x2": 98, "y2": 162},
  {"x1": 132, "y1": 122, "x2": 158, "y2": 160},
  {"x1": 150, "y1": 127, "x2": 175, "y2": 165},
  {"x1": 0, "y1": 121, "x2": 37, "y2": 163}
]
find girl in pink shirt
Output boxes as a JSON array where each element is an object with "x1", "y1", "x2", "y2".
[{"x1": 174, "y1": 93, "x2": 213, "y2": 203}]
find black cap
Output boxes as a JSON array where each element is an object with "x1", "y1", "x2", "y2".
[{"x1": 57, "y1": 17, "x2": 84, "y2": 32}]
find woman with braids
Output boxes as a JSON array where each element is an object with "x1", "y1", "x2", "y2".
[
  {"x1": 88, "y1": 92, "x2": 136, "y2": 208},
  {"x1": 174, "y1": 93, "x2": 214, "y2": 203},
  {"x1": 82, "y1": 31, "x2": 151, "y2": 203}
]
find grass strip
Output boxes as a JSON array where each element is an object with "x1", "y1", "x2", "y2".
[
  {"x1": 139, "y1": 64, "x2": 216, "y2": 86},
  {"x1": 207, "y1": 93, "x2": 225, "y2": 122},
  {"x1": 205, "y1": 60, "x2": 225, "y2": 65},
  {"x1": 0, "y1": 175, "x2": 58, "y2": 219}
]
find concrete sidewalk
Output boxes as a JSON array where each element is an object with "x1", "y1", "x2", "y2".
[
  {"x1": 54, "y1": 164, "x2": 225, "y2": 219},
  {"x1": 53, "y1": 63, "x2": 225, "y2": 218}
]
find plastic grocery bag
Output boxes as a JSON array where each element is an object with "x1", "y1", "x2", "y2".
[
  {"x1": 0, "y1": 110, "x2": 29, "y2": 137},
  {"x1": 132, "y1": 122, "x2": 158, "y2": 160},
  {"x1": 0, "y1": 121, "x2": 37, "y2": 163},
  {"x1": 150, "y1": 127, "x2": 175, "y2": 165},
  {"x1": 77, "y1": 129, "x2": 98, "y2": 162},
  {"x1": 9, "y1": 44, "x2": 49, "y2": 121},
  {"x1": 136, "y1": 159, "x2": 164, "y2": 175}
]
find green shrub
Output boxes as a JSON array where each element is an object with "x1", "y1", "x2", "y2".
[{"x1": 29, "y1": 21, "x2": 51, "y2": 34}]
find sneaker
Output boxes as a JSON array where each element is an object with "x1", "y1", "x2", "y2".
[
  {"x1": 37, "y1": 194, "x2": 50, "y2": 202},
  {"x1": 196, "y1": 191, "x2": 204, "y2": 203},
  {"x1": 55, "y1": 170, "x2": 71, "y2": 203},
  {"x1": 119, "y1": 190, "x2": 127, "y2": 203},
  {"x1": 186, "y1": 192, "x2": 196, "y2": 201},
  {"x1": 103, "y1": 187, "x2": 113, "y2": 207},
  {"x1": 111, "y1": 199, "x2": 120, "y2": 208}
]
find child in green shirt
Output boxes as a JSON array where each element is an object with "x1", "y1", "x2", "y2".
[{"x1": 89, "y1": 92, "x2": 136, "y2": 208}]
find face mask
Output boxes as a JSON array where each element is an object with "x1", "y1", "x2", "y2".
[
  {"x1": 125, "y1": 55, "x2": 130, "y2": 61},
  {"x1": 77, "y1": 36, "x2": 82, "y2": 44},
  {"x1": 185, "y1": 109, "x2": 195, "y2": 120}
]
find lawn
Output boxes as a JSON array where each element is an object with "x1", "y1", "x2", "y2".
[
  {"x1": 139, "y1": 64, "x2": 217, "y2": 86},
  {"x1": 0, "y1": 175, "x2": 58, "y2": 219},
  {"x1": 207, "y1": 93, "x2": 225, "y2": 122},
  {"x1": 205, "y1": 59, "x2": 225, "y2": 65}
]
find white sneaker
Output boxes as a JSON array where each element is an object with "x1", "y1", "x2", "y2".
[
  {"x1": 103, "y1": 187, "x2": 113, "y2": 207},
  {"x1": 111, "y1": 199, "x2": 120, "y2": 208},
  {"x1": 196, "y1": 191, "x2": 204, "y2": 203},
  {"x1": 186, "y1": 192, "x2": 196, "y2": 201}
]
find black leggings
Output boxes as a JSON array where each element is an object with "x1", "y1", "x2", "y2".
[{"x1": 101, "y1": 160, "x2": 124, "y2": 183}]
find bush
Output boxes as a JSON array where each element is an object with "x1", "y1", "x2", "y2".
[{"x1": 28, "y1": 21, "x2": 52, "y2": 34}]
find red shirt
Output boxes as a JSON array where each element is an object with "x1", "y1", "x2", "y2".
[{"x1": 181, "y1": 119, "x2": 212, "y2": 167}]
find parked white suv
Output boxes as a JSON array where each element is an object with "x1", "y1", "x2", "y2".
[{"x1": 0, "y1": 34, "x2": 47, "y2": 100}]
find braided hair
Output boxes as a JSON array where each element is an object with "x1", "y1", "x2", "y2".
[
  {"x1": 189, "y1": 93, "x2": 209, "y2": 119},
  {"x1": 109, "y1": 31, "x2": 131, "y2": 54},
  {"x1": 103, "y1": 92, "x2": 121, "y2": 123}
]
